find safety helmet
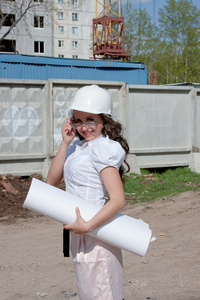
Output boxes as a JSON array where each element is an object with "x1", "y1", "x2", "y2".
[{"x1": 70, "y1": 85, "x2": 112, "y2": 115}]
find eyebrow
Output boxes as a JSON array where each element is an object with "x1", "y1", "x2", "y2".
[
  {"x1": 74, "y1": 116, "x2": 96, "y2": 122},
  {"x1": 74, "y1": 118, "x2": 82, "y2": 122}
]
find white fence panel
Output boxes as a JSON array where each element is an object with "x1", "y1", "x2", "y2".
[
  {"x1": 127, "y1": 85, "x2": 194, "y2": 168},
  {"x1": 0, "y1": 80, "x2": 49, "y2": 175}
]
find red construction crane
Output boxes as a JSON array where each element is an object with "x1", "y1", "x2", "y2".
[{"x1": 93, "y1": 0, "x2": 130, "y2": 60}]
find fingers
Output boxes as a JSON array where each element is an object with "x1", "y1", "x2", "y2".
[
  {"x1": 75, "y1": 207, "x2": 81, "y2": 218},
  {"x1": 63, "y1": 118, "x2": 71, "y2": 133},
  {"x1": 62, "y1": 118, "x2": 75, "y2": 139},
  {"x1": 63, "y1": 224, "x2": 70, "y2": 230},
  {"x1": 63, "y1": 207, "x2": 80, "y2": 231}
]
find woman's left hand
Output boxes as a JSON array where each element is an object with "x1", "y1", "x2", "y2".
[{"x1": 64, "y1": 207, "x2": 90, "y2": 234}]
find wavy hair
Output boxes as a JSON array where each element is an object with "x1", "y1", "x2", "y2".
[{"x1": 100, "y1": 114, "x2": 130, "y2": 182}]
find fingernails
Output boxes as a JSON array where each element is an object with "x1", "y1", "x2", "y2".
[{"x1": 65, "y1": 129, "x2": 69, "y2": 133}]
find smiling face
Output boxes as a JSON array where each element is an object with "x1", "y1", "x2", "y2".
[{"x1": 73, "y1": 110, "x2": 103, "y2": 142}]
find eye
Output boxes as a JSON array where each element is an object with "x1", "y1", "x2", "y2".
[
  {"x1": 75, "y1": 119, "x2": 82, "y2": 124},
  {"x1": 86, "y1": 117, "x2": 95, "y2": 122}
]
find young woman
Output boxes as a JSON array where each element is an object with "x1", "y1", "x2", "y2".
[{"x1": 47, "y1": 85, "x2": 129, "y2": 300}]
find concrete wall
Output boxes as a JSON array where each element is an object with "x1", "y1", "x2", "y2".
[
  {"x1": 127, "y1": 85, "x2": 194, "y2": 168},
  {"x1": 0, "y1": 79, "x2": 200, "y2": 177}
]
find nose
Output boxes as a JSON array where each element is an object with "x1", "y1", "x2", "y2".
[{"x1": 81, "y1": 123, "x2": 90, "y2": 129}]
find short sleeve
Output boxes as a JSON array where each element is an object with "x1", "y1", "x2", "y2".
[{"x1": 91, "y1": 137, "x2": 125, "y2": 172}]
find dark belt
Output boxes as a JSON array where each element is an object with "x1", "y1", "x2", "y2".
[{"x1": 63, "y1": 229, "x2": 70, "y2": 257}]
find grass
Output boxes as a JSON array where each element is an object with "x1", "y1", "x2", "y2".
[{"x1": 124, "y1": 167, "x2": 200, "y2": 204}]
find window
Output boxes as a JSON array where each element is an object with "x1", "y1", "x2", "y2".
[
  {"x1": 58, "y1": 0, "x2": 63, "y2": 4},
  {"x1": 58, "y1": 54, "x2": 64, "y2": 58},
  {"x1": 1, "y1": 14, "x2": 15, "y2": 27},
  {"x1": 72, "y1": 26, "x2": 78, "y2": 34},
  {"x1": 58, "y1": 26, "x2": 64, "y2": 34},
  {"x1": 72, "y1": 41, "x2": 78, "y2": 49},
  {"x1": 34, "y1": 0, "x2": 43, "y2": 3},
  {"x1": 58, "y1": 40, "x2": 64, "y2": 48},
  {"x1": 72, "y1": 55, "x2": 78, "y2": 59},
  {"x1": 72, "y1": 0, "x2": 78, "y2": 8},
  {"x1": 34, "y1": 16, "x2": 44, "y2": 28},
  {"x1": 0, "y1": 39, "x2": 16, "y2": 52},
  {"x1": 72, "y1": 13, "x2": 78, "y2": 21},
  {"x1": 34, "y1": 41, "x2": 44, "y2": 53},
  {"x1": 58, "y1": 12, "x2": 64, "y2": 20}
]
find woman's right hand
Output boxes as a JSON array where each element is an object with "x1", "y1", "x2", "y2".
[
  {"x1": 62, "y1": 118, "x2": 76, "y2": 144},
  {"x1": 47, "y1": 117, "x2": 75, "y2": 186}
]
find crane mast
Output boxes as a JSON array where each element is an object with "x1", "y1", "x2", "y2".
[{"x1": 93, "y1": 0, "x2": 130, "y2": 60}]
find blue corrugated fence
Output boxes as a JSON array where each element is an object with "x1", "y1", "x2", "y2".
[{"x1": 0, "y1": 54, "x2": 148, "y2": 85}]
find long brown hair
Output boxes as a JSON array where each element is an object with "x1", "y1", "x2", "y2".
[{"x1": 100, "y1": 114, "x2": 130, "y2": 182}]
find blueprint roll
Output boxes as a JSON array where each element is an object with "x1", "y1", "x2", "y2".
[{"x1": 23, "y1": 178, "x2": 152, "y2": 257}]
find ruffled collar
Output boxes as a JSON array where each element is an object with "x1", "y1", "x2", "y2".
[{"x1": 76, "y1": 134, "x2": 105, "y2": 150}]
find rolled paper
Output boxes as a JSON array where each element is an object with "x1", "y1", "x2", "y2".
[{"x1": 23, "y1": 178, "x2": 152, "y2": 256}]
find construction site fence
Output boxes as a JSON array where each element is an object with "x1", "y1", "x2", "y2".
[{"x1": 1, "y1": 79, "x2": 200, "y2": 177}]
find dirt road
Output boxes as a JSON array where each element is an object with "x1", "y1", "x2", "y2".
[{"x1": 1, "y1": 184, "x2": 200, "y2": 300}]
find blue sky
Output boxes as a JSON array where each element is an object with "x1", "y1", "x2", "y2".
[{"x1": 121, "y1": 0, "x2": 200, "y2": 24}]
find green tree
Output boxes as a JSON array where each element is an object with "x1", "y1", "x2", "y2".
[
  {"x1": 122, "y1": 0, "x2": 200, "y2": 84},
  {"x1": 122, "y1": 1, "x2": 159, "y2": 83},
  {"x1": 121, "y1": 1, "x2": 135, "y2": 56},
  {"x1": 157, "y1": 0, "x2": 200, "y2": 84}
]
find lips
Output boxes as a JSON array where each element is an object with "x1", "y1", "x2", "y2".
[
  {"x1": 81, "y1": 130, "x2": 94, "y2": 140},
  {"x1": 83, "y1": 132, "x2": 93, "y2": 137}
]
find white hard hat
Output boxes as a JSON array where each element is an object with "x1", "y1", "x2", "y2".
[{"x1": 70, "y1": 85, "x2": 112, "y2": 115}]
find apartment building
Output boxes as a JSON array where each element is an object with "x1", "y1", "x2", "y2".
[
  {"x1": 54, "y1": 0, "x2": 95, "y2": 59},
  {"x1": 0, "y1": 0, "x2": 96, "y2": 59}
]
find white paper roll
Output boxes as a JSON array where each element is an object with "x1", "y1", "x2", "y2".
[{"x1": 23, "y1": 178, "x2": 152, "y2": 256}]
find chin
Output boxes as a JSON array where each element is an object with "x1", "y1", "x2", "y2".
[{"x1": 85, "y1": 135, "x2": 95, "y2": 141}]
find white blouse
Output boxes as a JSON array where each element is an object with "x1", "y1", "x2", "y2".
[{"x1": 63, "y1": 135, "x2": 125, "y2": 207}]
